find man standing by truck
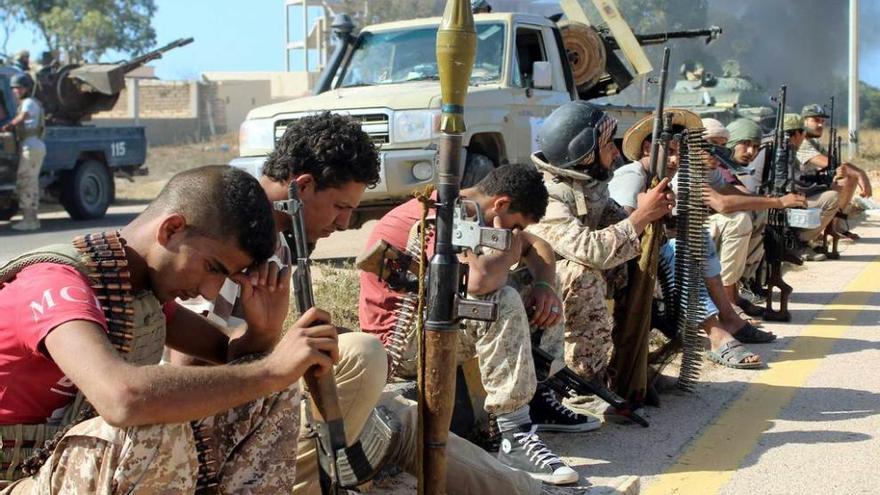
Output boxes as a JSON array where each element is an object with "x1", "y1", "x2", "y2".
[{"x1": 1, "y1": 73, "x2": 45, "y2": 231}]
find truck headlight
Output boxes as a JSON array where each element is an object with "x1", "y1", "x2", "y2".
[
  {"x1": 239, "y1": 118, "x2": 275, "y2": 155},
  {"x1": 394, "y1": 110, "x2": 439, "y2": 143}
]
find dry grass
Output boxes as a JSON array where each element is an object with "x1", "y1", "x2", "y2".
[
  {"x1": 282, "y1": 261, "x2": 362, "y2": 332},
  {"x1": 856, "y1": 128, "x2": 880, "y2": 166},
  {"x1": 115, "y1": 133, "x2": 239, "y2": 201}
]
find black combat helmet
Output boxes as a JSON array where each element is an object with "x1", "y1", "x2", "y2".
[
  {"x1": 538, "y1": 100, "x2": 608, "y2": 169},
  {"x1": 10, "y1": 73, "x2": 34, "y2": 89}
]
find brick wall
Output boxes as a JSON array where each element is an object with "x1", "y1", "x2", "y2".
[{"x1": 92, "y1": 80, "x2": 196, "y2": 120}]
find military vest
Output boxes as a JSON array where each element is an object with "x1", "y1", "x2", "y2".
[{"x1": 0, "y1": 232, "x2": 166, "y2": 482}]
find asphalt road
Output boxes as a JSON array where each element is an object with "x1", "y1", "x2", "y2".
[
  {"x1": 4, "y1": 205, "x2": 879, "y2": 495},
  {"x1": 0, "y1": 205, "x2": 377, "y2": 265},
  {"x1": 372, "y1": 212, "x2": 880, "y2": 495}
]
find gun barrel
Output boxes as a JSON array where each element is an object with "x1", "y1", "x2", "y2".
[
  {"x1": 647, "y1": 47, "x2": 671, "y2": 181},
  {"x1": 119, "y1": 37, "x2": 194, "y2": 71},
  {"x1": 605, "y1": 26, "x2": 721, "y2": 50}
]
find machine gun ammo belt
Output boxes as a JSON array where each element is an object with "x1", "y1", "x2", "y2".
[
  {"x1": 0, "y1": 232, "x2": 214, "y2": 486},
  {"x1": 671, "y1": 129, "x2": 710, "y2": 391}
]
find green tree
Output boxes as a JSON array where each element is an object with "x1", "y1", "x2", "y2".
[
  {"x1": 861, "y1": 81, "x2": 880, "y2": 129},
  {"x1": 1, "y1": 0, "x2": 156, "y2": 63}
]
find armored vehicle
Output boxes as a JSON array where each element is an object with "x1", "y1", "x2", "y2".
[
  {"x1": 667, "y1": 59, "x2": 775, "y2": 132},
  {"x1": 0, "y1": 38, "x2": 192, "y2": 221}
]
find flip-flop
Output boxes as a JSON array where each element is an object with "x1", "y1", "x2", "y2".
[
  {"x1": 733, "y1": 322, "x2": 776, "y2": 343},
  {"x1": 706, "y1": 340, "x2": 763, "y2": 369},
  {"x1": 734, "y1": 300, "x2": 765, "y2": 318}
]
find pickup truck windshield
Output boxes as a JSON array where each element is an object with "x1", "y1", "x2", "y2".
[{"x1": 340, "y1": 23, "x2": 505, "y2": 87}]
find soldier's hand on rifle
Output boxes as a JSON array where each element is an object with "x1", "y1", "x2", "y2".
[
  {"x1": 778, "y1": 193, "x2": 807, "y2": 209},
  {"x1": 231, "y1": 261, "x2": 292, "y2": 343},
  {"x1": 526, "y1": 283, "x2": 562, "y2": 329},
  {"x1": 269, "y1": 307, "x2": 339, "y2": 381},
  {"x1": 631, "y1": 177, "x2": 676, "y2": 232}
]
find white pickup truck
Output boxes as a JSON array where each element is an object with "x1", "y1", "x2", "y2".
[{"x1": 231, "y1": 12, "x2": 651, "y2": 226}]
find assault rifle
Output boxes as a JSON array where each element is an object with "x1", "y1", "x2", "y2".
[
  {"x1": 276, "y1": 184, "x2": 401, "y2": 494},
  {"x1": 531, "y1": 335, "x2": 649, "y2": 427},
  {"x1": 761, "y1": 85, "x2": 800, "y2": 322},
  {"x1": 822, "y1": 96, "x2": 838, "y2": 187}
]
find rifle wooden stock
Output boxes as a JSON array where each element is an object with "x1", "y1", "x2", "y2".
[{"x1": 613, "y1": 48, "x2": 670, "y2": 404}]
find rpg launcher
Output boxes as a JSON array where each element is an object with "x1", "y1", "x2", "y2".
[{"x1": 275, "y1": 184, "x2": 401, "y2": 494}]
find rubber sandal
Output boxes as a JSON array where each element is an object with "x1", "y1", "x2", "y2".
[
  {"x1": 706, "y1": 340, "x2": 763, "y2": 370},
  {"x1": 734, "y1": 300, "x2": 764, "y2": 318},
  {"x1": 733, "y1": 322, "x2": 776, "y2": 343},
  {"x1": 732, "y1": 305, "x2": 763, "y2": 327}
]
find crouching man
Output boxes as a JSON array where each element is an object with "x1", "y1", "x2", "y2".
[
  {"x1": 526, "y1": 101, "x2": 674, "y2": 388},
  {"x1": 360, "y1": 164, "x2": 592, "y2": 486},
  {"x1": 0, "y1": 166, "x2": 337, "y2": 493}
]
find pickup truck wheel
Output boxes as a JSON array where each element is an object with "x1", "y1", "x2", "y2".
[
  {"x1": 0, "y1": 199, "x2": 18, "y2": 221},
  {"x1": 60, "y1": 159, "x2": 113, "y2": 220},
  {"x1": 460, "y1": 152, "x2": 495, "y2": 188}
]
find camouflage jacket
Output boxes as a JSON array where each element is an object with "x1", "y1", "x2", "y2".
[{"x1": 526, "y1": 152, "x2": 641, "y2": 271}]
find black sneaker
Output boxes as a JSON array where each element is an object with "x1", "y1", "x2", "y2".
[
  {"x1": 497, "y1": 424, "x2": 579, "y2": 485},
  {"x1": 529, "y1": 386, "x2": 602, "y2": 433}
]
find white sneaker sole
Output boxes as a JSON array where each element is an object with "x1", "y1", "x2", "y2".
[{"x1": 519, "y1": 467, "x2": 580, "y2": 485}]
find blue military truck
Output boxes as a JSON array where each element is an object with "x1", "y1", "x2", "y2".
[{"x1": 0, "y1": 38, "x2": 192, "y2": 221}]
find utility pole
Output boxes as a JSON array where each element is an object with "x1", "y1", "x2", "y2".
[{"x1": 848, "y1": 0, "x2": 860, "y2": 158}]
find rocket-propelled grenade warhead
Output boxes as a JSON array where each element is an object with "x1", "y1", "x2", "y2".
[{"x1": 436, "y1": 0, "x2": 476, "y2": 135}]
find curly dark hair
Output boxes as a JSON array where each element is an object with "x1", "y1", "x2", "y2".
[
  {"x1": 143, "y1": 165, "x2": 276, "y2": 264},
  {"x1": 475, "y1": 163, "x2": 549, "y2": 221},
  {"x1": 262, "y1": 112, "x2": 381, "y2": 190}
]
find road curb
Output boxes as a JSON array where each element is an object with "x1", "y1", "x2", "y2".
[{"x1": 591, "y1": 475, "x2": 640, "y2": 494}]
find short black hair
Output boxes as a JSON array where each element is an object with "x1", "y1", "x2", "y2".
[
  {"x1": 143, "y1": 165, "x2": 276, "y2": 264},
  {"x1": 262, "y1": 112, "x2": 381, "y2": 190},
  {"x1": 475, "y1": 163, "x2": 549, "y2": 221}
]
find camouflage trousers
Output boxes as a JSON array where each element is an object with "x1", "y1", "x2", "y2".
[
  {"x1": 15, "y1": 142, "x2": 45, "y2": 212},
  {"x1": 3, "y1": 386, "x2": 300, "y2": 495},
  {"x1": 397, "y1": 285, "x2": 553, "y2": 415},
  {"x1": 557, "y1": 258, "x2": 626, "y2": 381}
]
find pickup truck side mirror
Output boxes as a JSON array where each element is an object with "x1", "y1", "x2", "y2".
[{"x1": 531, "y1": 61, "x2": 552, "y2": 90}]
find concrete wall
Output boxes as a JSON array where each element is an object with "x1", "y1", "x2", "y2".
[
  {"x1": 202, "y1": 71, "x2": 318, "y2": 100},
  {"x1": 88, "y1": 71, "x2": 315, "y2": 145},
  {"x1": 207, "y1": 79, "x2": 273, "y2": 134}
]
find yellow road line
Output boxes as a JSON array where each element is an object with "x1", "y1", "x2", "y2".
[{"x1": 644, "y1": 256, "x2": 880, "y2": 495}]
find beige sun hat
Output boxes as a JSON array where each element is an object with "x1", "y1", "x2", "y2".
[{"x1": 622, "y1": 108, "x2": 703, "y2": 161}]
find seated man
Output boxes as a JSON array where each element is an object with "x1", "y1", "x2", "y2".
[
  {"x1": 702, "y1": 118, "x2": 807, "y2": 318},
  {"x1": 780, "y1": 114, "x2": 840, "y2": 249},
  {"x1": 360, "y1": 164, "x2": 591, "y2": 485},
  {"x1": 526, "y1": 101, "x2": 673, "y2": 387},
  {"x1": 0, "y1": 165, "x2": 337, "y2": 493},
  {"x1": 610, "y1": 112, "x2": 769, "y2": 370},
  {"x1": 797, "y1": 103, "x2": 871, "y2": 241},
  {"x1": 169, "y1": 113, "x2": 390, "y2": 495}
]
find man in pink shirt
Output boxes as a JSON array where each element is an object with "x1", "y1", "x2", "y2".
[{"x1": 0, "y1": 165, "x2": 339, "y2": 493}]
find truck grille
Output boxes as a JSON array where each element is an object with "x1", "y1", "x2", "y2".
[{"x1": 274, "y1": 113, "x2": 390, "y2": 146}]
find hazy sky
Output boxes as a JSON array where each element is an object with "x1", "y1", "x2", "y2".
[{"x1": 5, "y1": 0, "x2": 880, "y2": 86}]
